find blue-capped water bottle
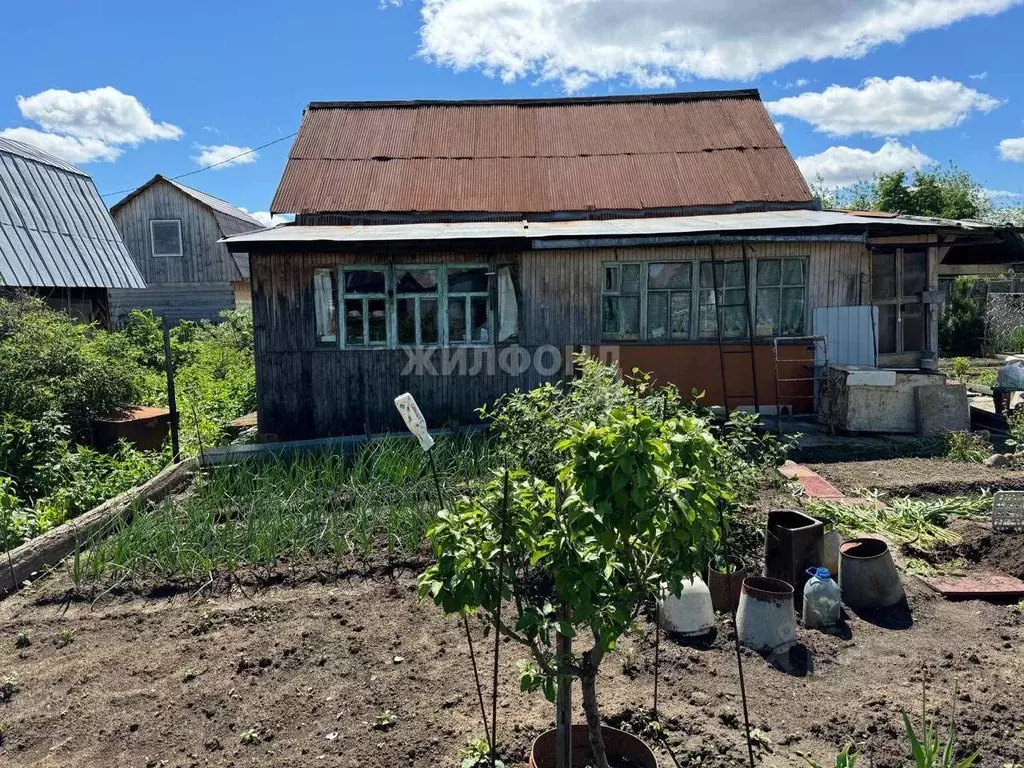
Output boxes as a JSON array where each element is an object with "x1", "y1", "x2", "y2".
[{"x1": 802, "y1": 567, "x2": 841, "y2": 629}]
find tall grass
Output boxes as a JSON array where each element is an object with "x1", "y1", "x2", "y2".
[{"x1": 74, "y1": 434, "x2": 496, "y2": 587}]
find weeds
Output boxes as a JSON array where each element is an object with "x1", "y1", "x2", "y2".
[
  {"x1": 54, "y1": 628, "x2": 75, "y2": 648},
  {"x1": 373, "y1": 709, "x2": 398, "y2": 731},
  {"x1": 805, "y1": 492, "x2": 990, "y2": 549},
  {"x1": 459, "y1": 737, "x2": 505, "y2": 768},
  {"x1": 14, "y1": 630, "x2": 30, "y2": 649},
  {"x1": 944, "y1": 431, "x2": 990, "y2": 464},
  {"x1": 0, "y1": 676, "x2": 17, "y2": 703},
  {"x1": 239, "y1": 728, "x2": 261, "y2": 745},
  {"x1": 806, "y1": 743, "x2": 859, "y2": 768},
  {"x1": 902, "y1": 679, "x2": 980, "y2": 768}
]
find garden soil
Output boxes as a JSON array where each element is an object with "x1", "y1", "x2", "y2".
[
  {"x1": 2, "y1": 561, "x2": 1023, "y2": 767},
  {"x1": 811, "y1": 457, "x2": 1024, "y2": 497}
]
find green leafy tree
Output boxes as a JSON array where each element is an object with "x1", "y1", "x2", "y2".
[
  {"x1": 939, "y1": 277, "x2": 985, "y2": 357},
  {"x1": 421, "y1": 364, "x2": 729, "y2": 768}
]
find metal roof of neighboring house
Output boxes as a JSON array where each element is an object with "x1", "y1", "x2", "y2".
[
  {"x1": 0, "y1": 136, "x2": 146, "y2": 289},
  {"x1": 110, "y1": 175, "x2": 267, "y2": 233},
  {"x1": 271, "y1": 89, "x2": 813, "y2": 217}
]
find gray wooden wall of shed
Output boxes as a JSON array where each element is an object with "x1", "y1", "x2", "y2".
[
  {"x1": 108, "y1": 283, "x2": 237, "y2": 326},
  {"x1": 111, "y1": 180, "x2": 241, "y2": 284},
  {"x1": 251, "y1": 240, "x2": 866, "y2": 440}
]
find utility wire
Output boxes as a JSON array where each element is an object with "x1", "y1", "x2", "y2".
[{"x1": 99, "y1": 131, "x2": 297, "y2": 199}]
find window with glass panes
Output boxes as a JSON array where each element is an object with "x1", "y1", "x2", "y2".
[
  {"x1": 601, "y1": 263, "x2": 642, "y2": 339},
  {"x1": 599, "y1": 257, "x2": 809, "y2": 342},
  {"x1": 755, "y1": 258, "x2": 807, "y2": 337},
  {"x1": 447, "y1": 266, "x2": 491, "y2": 344},
  {"x1": 646, "y1": 262, "x2": 693, "y2": 340},
  {"x1": 313, "y1": 265, "x2": 491, "y2": 348},
  {"x1": 342, "y1": 268, "x2": 389, "y2": 347},
  {"x1": 699, "y1": 261, "x2": 748, "y2": 339}
]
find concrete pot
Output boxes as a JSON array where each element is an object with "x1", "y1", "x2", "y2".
[
  {"x1": 839, "y1": 538, "x2": 905, "y2": 610},
  {"x1": 661, "y1": 575, "x2": 716, "y2": 636},
  {"x1": 736, "y1": 576, "x2": 797, "y2": 653},
  {"x1": 529, "y1": 725, "x2": 657, "y2": 768},
  {"x1": 764, "y1": 510, "x2": 825, "y2": 608}
]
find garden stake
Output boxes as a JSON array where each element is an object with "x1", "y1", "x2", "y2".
[
  {"x1": 653, "y1": 602, "x2": 660, "y2": 720},
  {"x1": 489, "y1": 469, "x2": 511, "y2": 767},
  {"x1": 393, "y1": 393, "x2": 493, "y2": 752}
]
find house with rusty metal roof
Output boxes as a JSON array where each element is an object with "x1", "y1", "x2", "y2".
[
  {"x1": 223, "y1": 89, "x2": 1021, "y2": 440},
  {"x1": 108, "y1": 175, "x2": 266, "y2": 325},
  {"x1": 0, "y1": 136, "x2": 145, "y2": 325}
]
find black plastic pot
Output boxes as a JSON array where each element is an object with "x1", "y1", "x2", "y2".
[{"x1": 528, "y1": 725, "x2": 657, "y2": 768}]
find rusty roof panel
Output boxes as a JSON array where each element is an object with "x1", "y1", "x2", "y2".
[{"x1": 272, "y1": 91, "x2": 810, "y2": 215}]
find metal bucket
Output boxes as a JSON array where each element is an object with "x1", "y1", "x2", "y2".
[
  {"x1": 839, "y1": 537, "x2": 905, "y2": 610},
  {"x1": 736, "y1": 576, "x2": 797, "y2": 653},
  {"x1": 529, "y1": 725, "x2": 657, "y2": 768}
]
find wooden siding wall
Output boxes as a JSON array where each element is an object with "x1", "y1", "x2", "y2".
[
  {"x1": 108, "y1": 283, "x2": 236, "y2": 326},
  {"x1": 252, "y1": 240, "x2": 869, "y2": 440},
  {"x1": 112, "y1": 181, "x2": 241, "y2": 285}
]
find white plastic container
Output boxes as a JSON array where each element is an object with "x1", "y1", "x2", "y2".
[
  {"x1": 802, "y1": 567, "x2": 842, "y2": 629},
  {"x1": 660, "y1": 575, "x2": 716, "y2": 637}
]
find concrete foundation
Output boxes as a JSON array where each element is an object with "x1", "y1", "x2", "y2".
[{"x1": 916, "y1": 384, "x2": 970, "y2": 436}]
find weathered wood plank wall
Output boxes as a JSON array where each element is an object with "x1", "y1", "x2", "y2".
[{"x1": 252, "y1": 241, "x2": 868, "y2": 440}]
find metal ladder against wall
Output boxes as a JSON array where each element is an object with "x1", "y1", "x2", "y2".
[
  {"x1": 771, "y1": 335, "x2": 829, "y2": 435},
  {"x1": 710, "y1": 242, "x2": 760, "y2": 415}
]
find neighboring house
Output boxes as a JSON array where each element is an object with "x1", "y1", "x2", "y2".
[
  {"x1": 223, "y1": 90, "x2": 1020, "y2": 440},
  {"x1": 0, "y1": 136, "x2": 145, "y2": 324},
  {"x1": 108, "y1": 175, "x2": 265, "y2": 325}
]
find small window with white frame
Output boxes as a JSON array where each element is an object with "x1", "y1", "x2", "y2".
[
  {"x1": 341, "y1": 267, "x2": 389, "y2": 347},
  {"x1": 150, "y1": 219, "x2": 182, "y2": 257}
]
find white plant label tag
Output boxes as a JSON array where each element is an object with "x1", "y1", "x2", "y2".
[{"x1": 394, "y1": 392, "x2": 434, "y2": 451}]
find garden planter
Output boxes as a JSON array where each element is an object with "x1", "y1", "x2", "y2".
[
  {"x1": 707, "y1": 567, "x2": 752, "y2": 613},
  {"x1": 529, "y1": 725, "x2": 658, "y2": 768},
  {"x1": 839, "y1": 538, "x2": 905, "y2": 610},
  {"x1": 764, "y1": 509, "x2": 825, "y2": 607},
  {"x1": 660, "y1": 575, "x2": 715, "y2": 636},
  {"x1": 736, "y1": 576, "x2": 797, "y2": 653}
]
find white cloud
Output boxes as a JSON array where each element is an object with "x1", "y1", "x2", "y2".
[
  {"x1": 245, "y1": 210, "x2": 293, "y2": 228},
  {"x1": 202, "y1": 125, "x2": 221, "y2": 134},
  {"x1": 15, "y1": 86, "x2": 181, "y2": 144},
  {"x1": 970, "y1": 71, "x2": 989, "y2": 80},
  {"x1": 192, "y1": 144, "x2": 258, "y2": 169},
  {"x1": 774, "y1": 121, "x2": 785, "y2": 135},
  {"x1": 0, "y1": 126, "x2": 122, "y2": 164},
  {"x1": 796, "y1": 139, "x2": 935, "y2": 188},
  {"x1": 413, "y1": 0, "x2": 1022, "y2": 89},
  {"x1": 1, "y1": 86, "x2": 181, "y2": 165},
  {"x1": 767, "y1": 76, "x2": 1001, "y2": 137},
  {"x1": 998, "y1": 137, "x2": 1024, "y2": 162},
  {"x1": 985, "y1": 188, "x2": 1024, "y2": 201}
]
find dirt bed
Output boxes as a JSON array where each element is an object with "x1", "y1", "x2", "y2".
[
  {"x1": 811, "y1": 457, "x2": 1024, "y2": 496},
  {"x1": 2, "y1": 567, "x2": 1023, "y2": 767}
]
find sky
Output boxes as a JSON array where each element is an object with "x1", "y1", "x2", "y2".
[{"x1": 2, "y1": 0, "x2": 1024, "y2": 223}]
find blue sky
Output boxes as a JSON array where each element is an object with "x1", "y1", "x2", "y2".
[{"x1": 1, "y1": 0, "x2": 1023, "y2": 221}]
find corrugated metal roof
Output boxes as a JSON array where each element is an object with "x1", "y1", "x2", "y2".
[
  {"x1": 222, "y1": 209, "x2": 973, "y2": 248},
  {"x1": 0, "y1": 137, "x2": 145, "y2": 289},
  {"x1": 271, "y1": 90, "x2": 813, "y2": 216},
  {"x1": 110, "y1": 175, "x2": 267, "y2": 233}
]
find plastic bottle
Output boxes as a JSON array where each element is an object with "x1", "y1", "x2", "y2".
[{"x1": 802, "y1": 567, "x2": 842, "y2": 629}]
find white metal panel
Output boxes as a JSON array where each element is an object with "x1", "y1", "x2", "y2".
[{"x1": 813, "y1": 306, "x2": 877, "y2": 368}]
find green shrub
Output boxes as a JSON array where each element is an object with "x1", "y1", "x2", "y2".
[
  {"x1": 944, "y1": 431, "x2": 989, "y2": 463},
  {"x1": 939, "y1": 278, "x2": 984, "y2": 358},
  {"x1": 950, "y1": 357, "x2": 972, "y2": 382}
]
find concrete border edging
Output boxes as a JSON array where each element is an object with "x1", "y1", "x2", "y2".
[{"x1": 1, "y1": 458, "x2": 196, "y2": 596}]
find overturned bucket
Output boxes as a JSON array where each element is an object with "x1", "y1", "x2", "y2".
[
  {"x1": 839, "y1": 537, "x2": 904, "y2": 610},
  {"x1": 736, "y1": 576, "x2": 797, "y2": 653}
]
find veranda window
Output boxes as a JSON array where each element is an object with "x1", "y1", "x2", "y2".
[
  {"x1": 447, "y1": 266, "x2": 491, "y2": 344},
  {"x1": 646, "y1": 262, "x2": 693, "y2": 340},
  {"x1": 313, "y1": 268, "x2": 338, "y2": 345},
  {"x1": 395, "y1": 268, "x2": 440, "y2": 345},
  {"x1": 342, "y1": 268, "x2": 388, "y2": 347},
  {"x1": 699, "y1": 261, "x2": 748, "y2": 339},
  {"x1": 755, "y1": 258, "x2": 807, "y2": 336}
]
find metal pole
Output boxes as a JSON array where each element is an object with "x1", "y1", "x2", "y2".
[
  {"x1": 556, "y1": 602, "x2": 573, "y2": 768},
  {"x1": 162, "y1": 318, "x2": 180, "y2": 463},
  {"x1": 490, "y1": 469, "x2": 510, "y2": 765}
]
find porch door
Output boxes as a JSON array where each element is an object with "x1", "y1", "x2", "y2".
[{"x1": 872, "y1": 248, "x2": 928, "y2": 368}]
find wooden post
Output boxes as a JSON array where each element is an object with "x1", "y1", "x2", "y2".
[
  {"x1": 556, "y1": 604, "x2": 572, "y2": 768},
  {"x1": 162, "y1": 319, "x2": 181, "y2": 463}
]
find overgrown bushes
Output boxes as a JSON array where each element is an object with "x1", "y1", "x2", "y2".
[{"x1": 0, "y1": 296, "x2": 257, "y2": 550}]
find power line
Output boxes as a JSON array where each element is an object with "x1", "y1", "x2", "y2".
[{"x1": 100, "y1": 131, "x2": 297, "y2": 199}]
